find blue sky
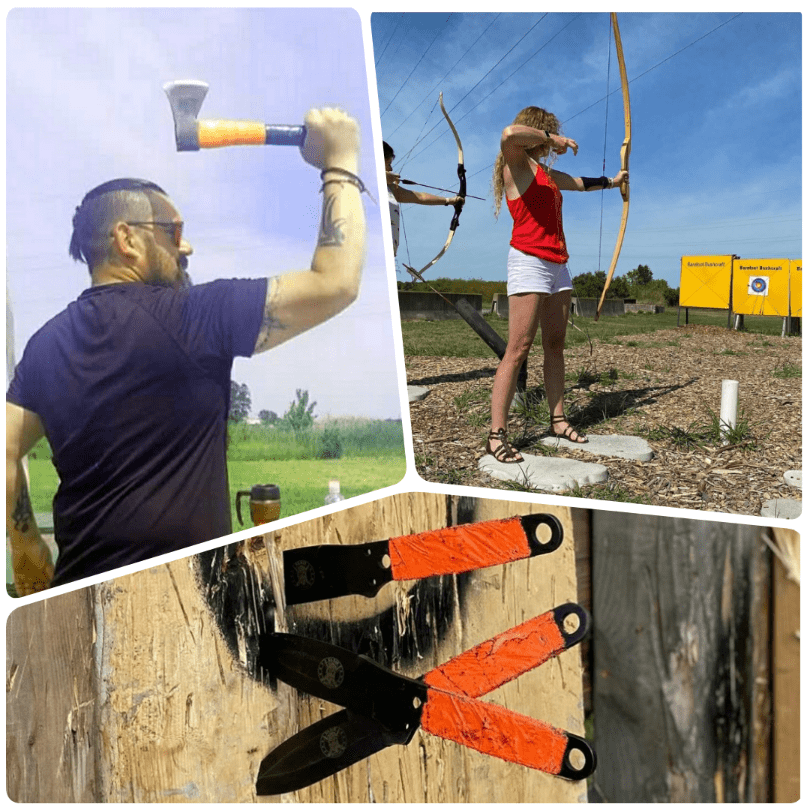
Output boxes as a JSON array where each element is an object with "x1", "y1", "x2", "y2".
[
  {"x1": 6, "y1": 8, "x2": 402, "y2": 421},
  {"x1": 371, "y1": 12, "x2": 802, "y2": 290}
]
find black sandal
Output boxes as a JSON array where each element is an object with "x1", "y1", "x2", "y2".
[
  {"x1": 485, "y1": 428, "x2": 524, "y2": 463},
  {"x1": 550, "y1": 414, "x2": 588, "y2": 444}
]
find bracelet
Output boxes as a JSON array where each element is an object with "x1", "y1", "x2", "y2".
[{"x1": 320, "y1": 167, "x2": 378, "y2": 205}]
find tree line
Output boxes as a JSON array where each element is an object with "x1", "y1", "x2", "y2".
[{"x1": 397, "y1": 265, "x2": 679, "y2": 306}]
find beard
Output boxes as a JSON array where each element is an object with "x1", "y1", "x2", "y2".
[{"x1": 145, "y1": 239, "x2": 192, "y2": 289}]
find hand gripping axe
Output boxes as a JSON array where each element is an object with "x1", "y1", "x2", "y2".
[{"x1": 163, "y1": 80, "x2": 306, "y2": 151}]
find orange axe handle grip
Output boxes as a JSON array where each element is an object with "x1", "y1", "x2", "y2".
[{"x1": 197, "y1": 119, "x2": 306, "y2": 148}]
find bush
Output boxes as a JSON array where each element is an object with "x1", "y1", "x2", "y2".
[{"x1": 318, "y1": 426, "x2": 343, "y2": 459}]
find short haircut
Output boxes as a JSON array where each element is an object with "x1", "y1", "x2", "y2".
[
  {"x1": 69, "y1": 178, "x2": 168, "y2": 271},
  {"x1": 382, "y1": 141, "x2": 394, "y2": 161}
]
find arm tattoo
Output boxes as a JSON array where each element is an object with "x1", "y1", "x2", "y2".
[
  {"x1": 255, "y1": 277, "x2": 287, "y2": 351},
  {"x1": 317, "y1": 192, "x2": 346, "y2": 247},
  {"x1": 12, "y1": 482, "x2": 33, "y2": 534}
]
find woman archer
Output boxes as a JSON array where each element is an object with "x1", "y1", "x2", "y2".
[{"x1": 486, "y1": 106, "x2": 628, "y2": 463}]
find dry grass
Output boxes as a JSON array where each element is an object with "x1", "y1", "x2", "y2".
[{"x1": 408, "y1": 325, "x2": 801, "y2": 517}]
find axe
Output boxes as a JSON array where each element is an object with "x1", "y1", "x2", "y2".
[{"x1": 163, "y1": 80, "x2": 306, "y2": 151}]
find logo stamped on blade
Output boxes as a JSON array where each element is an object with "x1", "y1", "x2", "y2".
[
  {"x1": 293, "y1": 560, "x2": 316, "y2": 588},
  {"x1": 318, "y1": 657, "x2": 345, "y2": 689},
  {"x1": 319, "y1": 726, "x2": 348, "y2": 759}
]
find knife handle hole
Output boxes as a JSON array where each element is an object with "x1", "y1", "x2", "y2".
[
  {"x1": 567, "y1": 746, "x2": 587, "y2": 772},
  {"x1": 413, "y1": 697, "x2": 422, "y2": 709},
  {"x1": 382, "y1": 554, "x2": 391, "y2": 569},
  {"x1": 563, "y1": 612, "x2": 581, "y2": 635},
  {"x1": 533, "y1": 522, "x2": 553, "y2": 546}
]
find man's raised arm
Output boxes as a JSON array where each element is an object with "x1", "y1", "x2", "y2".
[
  {"x1": 253, "y1": 107, "x2": 366, "y2": 354},
  {"x1": 6, "y1": 402, "x2": 54, "y2": 594}
]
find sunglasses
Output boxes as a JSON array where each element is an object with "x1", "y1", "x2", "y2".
[{"x1": 126, "y1": 221, "x2": 184, "y2": 247}]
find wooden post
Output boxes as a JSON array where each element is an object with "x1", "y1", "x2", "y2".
[
  {"x1": 6, "y1": 589, "x2": 98, "y2": 802},
  {"x1": 591, "y1": 513, "x2": 772, "y2": 802},
  {"x1": 771, "y1": 528, "x2": 800, "y2": 803}
]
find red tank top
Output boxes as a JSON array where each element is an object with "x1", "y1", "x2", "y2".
[{"x1": 506, "y1": 163, "x2": 568, "y2": 263}]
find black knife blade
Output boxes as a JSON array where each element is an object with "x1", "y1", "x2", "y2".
[
  {"x1": 259, "y1": 632, "x2": 427, "y2": 733},
  {"x1": 255, "y1": 709, "x2": 414, "y2": 795},
  {"x1": 282, "y1": 513, "x2": 564, "y2": 605}
]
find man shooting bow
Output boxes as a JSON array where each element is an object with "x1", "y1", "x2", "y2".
[{"x1": 383, "y1": 141, "x2": 462, "y2": 257}]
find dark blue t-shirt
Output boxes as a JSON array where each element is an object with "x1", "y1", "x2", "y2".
[{"x1": 7, "y1": 278, "x2": 267, "y2": 586}]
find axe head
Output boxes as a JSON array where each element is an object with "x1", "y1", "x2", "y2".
[{"x1": 163, "y1": 80, "x2": 209, "y2": 151}]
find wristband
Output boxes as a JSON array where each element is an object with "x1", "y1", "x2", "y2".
[
  {"x1": 581, "y1": 176, "x2": 612, "y2": 191},
  {"x1": 320, "y1": 167, "x2": 378, "y2": 205}
]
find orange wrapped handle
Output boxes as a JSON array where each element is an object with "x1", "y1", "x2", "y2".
[
  {"x1": 388, "y1": 516, "x2": 531, "y2": 580},
  {"x1": 198, "y1": 119, "x2": 267, "y2": 148},
  {"x1": 424, "y1": 610, "x2": 566, "y2": 698},
  {"x1": 422, "y1": 689, "x2": 569, "y2": 774}
]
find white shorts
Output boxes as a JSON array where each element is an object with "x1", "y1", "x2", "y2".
[{"x1": 506, "y1": 247, "x2": 573, "y2": 296}]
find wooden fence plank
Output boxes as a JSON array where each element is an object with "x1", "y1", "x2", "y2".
[
  {"x1": 771, "y1": 528, "x2": 800, "y2": 803},
  {"x1": 7, "y1": 589, "x2": 98, "y2": 801},
  {"x1": 591, "y1": 513, "x2": 771, "y2": 802}
]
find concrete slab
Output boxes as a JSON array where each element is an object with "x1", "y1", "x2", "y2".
[
  {"x1": 478, "y1": 453, "x2": 608, "y2": 493},
  {"x1": 783, "y1": 470, "x2": 802, "y2": 490},
  {"x1": 408, "y1": 385, "x2": 430, "y2": 403},
  {"x1": 540, "y1": 433, "x2": 653, "y2": 462},
  {"x1": 761, "y1": 499, "x2": 802, "y2": 519}
]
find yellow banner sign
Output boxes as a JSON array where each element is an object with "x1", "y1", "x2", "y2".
[
  {"x1": 679, "y1": 255, "x2": 733, "y2": 309},
  {"x1": 789, "y1": 260, "x2": 802, "y2": 317},
  {"x1": 732, "y1": 258, "x2": 790, "y2": 316}
]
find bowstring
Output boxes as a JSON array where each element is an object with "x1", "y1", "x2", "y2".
[
  {"x1": 597, "y1": 14, "x2": 613, "y2": 280},
  {"x1": 570, "y1": 17, "x2": 613, "y2": 355}
]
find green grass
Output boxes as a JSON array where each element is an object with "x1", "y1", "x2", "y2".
[
  {"x1": 24, "y1": 421, "x2": 407, "y2": 528},
  {"x1": 227, "y1": 456, "x2": 405, "y2": 527},
  {"x1": 564, "y1": 483, "x2": 653, "y2": 503},
  {"x1": 773, "y1": 361, "x2": 801, "y2": 379},
  {"x1": 401, "y1": 308, "x2": 790, "y2": 357},
  {"x1": 642, "y1": 407, "x2": 757, "y2": 452}
]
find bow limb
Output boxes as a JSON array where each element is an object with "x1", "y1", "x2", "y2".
[
  {"x1": 595, "y1": 12, "x2": 631, "y2": 322},
  {"x1": 405, "y1": 92, "x2": 467, "y2": 281}
]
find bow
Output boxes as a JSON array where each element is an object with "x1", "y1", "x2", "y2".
[
  {"x1": 595, "y1": 12, "x2": 631, "y2": 322},
  {"x1": 404, "y1": 92, "x2": 466, "y2": 281}
]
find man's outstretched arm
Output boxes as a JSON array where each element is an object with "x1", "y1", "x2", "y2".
[
  {"x1": 6, "y1": 402, "x2": 53, "y2": 594},
  {"x1": 253, "y1": 107, "x2": 366, "y2": 354}
]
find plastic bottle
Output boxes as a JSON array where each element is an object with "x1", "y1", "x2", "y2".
[{"x1": 324, "y1": 479, "x2": 345, "y2": 505}]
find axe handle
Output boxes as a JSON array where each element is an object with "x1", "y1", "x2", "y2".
[{"x1": 198, "y1": 119, "x2": 306, "y2": 148}]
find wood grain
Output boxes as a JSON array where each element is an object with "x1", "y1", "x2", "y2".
[
  {"x1": 591, "y1": 513, "x2": 772, "y2": 802},
  {"x1": 7, "y1": 589, "x2": 97, "y2": 801}
]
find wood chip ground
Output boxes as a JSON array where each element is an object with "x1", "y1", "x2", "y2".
[{"x1": 407, "y1": 325, "x2": 801, "y2": 517}]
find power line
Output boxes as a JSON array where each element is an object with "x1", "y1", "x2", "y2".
[
  {"x1": 407, "y1": 14, "x2": 582, "y2": 168},
  {"x1": 375, "y1": 13, "x2": 405, "y2": 68},
  {"x1": 463, "y1": 13, "x2": 748, "y2": 184},
  {"x1": 387, "y1": 13, "x2": 502, "y2": 140},
  {"x1": 563, "y1": 12, "x2": 744, "y2": 126},
  {"x1": 380, "y1": 15, "x2": 453, "y2": 118},
  {"x1": 397, "y1": 14, "x2": 549, "y2": 171}
]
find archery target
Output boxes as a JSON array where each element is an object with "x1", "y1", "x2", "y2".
[{"x1": 747, "y1": 276, "x2": 769, "y2": 296}]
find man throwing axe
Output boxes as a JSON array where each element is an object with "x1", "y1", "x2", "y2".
[{"x1": 6, "y1": 108, "x2": 365, "y2": 593}]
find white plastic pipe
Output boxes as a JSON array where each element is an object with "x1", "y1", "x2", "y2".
[{"x1": 720, "y1": 379, "x2": 739, "y2": 444}]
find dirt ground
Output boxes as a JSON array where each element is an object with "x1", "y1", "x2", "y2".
[{"x1": 406, "y1": 325, "x2": 802, "y2": 517}]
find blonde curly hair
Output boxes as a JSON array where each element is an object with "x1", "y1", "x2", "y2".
[{"x1": 493, "y1": 107, "x2": 562, "y2": 218}]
